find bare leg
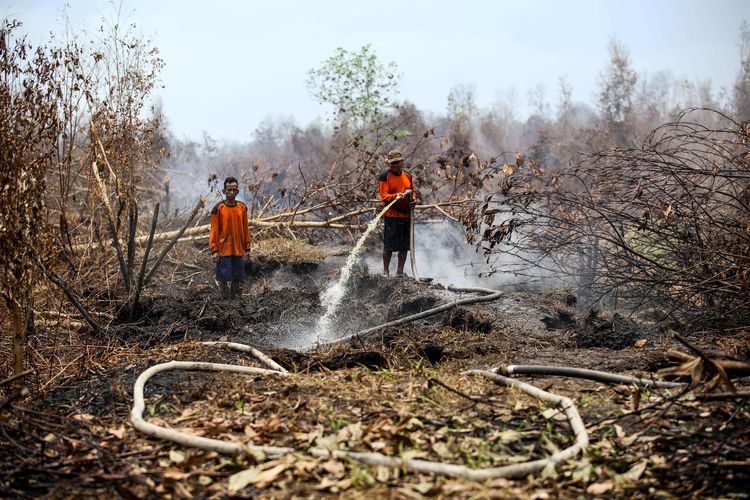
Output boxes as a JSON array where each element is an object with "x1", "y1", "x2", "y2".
[
  {"x1": 219, "y1": 281, "x2": 230, "y2": 300},
  {"x1": 396, "y1": 251, "x2": 408, "y2": 275},
  {"x1": 383, "y1": 250, "x2": 392, "y2": 275}
]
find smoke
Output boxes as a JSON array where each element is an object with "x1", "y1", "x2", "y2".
[
  {"x1": 365, "y1": 221, "x2": 568, "y2": 291},
  {"x1": 260, "y1": 219, "x2": 570, "y2": 353}
]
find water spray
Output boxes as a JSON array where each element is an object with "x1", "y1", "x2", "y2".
[{"x1": 315, "y1": 190, "x2": 413, "y2": 342}]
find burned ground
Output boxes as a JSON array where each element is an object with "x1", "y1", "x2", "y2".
[{"x1": 1, "y1": 244, "x2": 749, "y2": 498}]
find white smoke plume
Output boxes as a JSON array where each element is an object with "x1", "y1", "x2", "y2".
[{"x1": 365, "y1": 221, "x2": 567, "y2": 290}]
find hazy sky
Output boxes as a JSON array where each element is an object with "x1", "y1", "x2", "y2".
[{"x1": 3, "y1": 0, "x2": 750, "y2": 142}]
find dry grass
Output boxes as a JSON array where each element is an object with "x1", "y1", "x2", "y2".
[
  {"x1": 253, "y1": 237, "x2": 326, "y2": 266},
  {"x1": 6, "y1": 338, "x2": 747, "y2": 498}
]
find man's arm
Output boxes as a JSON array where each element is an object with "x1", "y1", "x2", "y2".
[
  {"x1": 378, "y1": 179, "x2": 398, "y2": 203},
  {"x1": 243, "y1": 205, "x2": 251, "y2": 255},
  {"x1": 209, "y1": 209, "x2": 220, "y2": 262}
]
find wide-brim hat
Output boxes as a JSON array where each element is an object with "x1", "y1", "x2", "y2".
[{"x1": 386, "y1": 149, "x2": 405, "y2": 164}]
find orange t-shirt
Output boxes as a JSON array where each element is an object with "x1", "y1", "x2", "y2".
[
  {"x1": 378, "y1": 169, "x2": 416, "y2": 219},
  {"x1": 209, "y1": 201, "x2": 251, "y2": 256}
]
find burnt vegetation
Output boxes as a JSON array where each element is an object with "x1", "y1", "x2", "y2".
[{"x1": 0, "y1": 10, "x2": 749, "y2": 499}]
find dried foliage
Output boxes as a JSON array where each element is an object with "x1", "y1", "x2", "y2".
[
  {"x1": 0, "y1": 12, "x2": 168, "y2": 379},
  {"x1": 1, "y1": 333, "x2": 748, "y2": 497},
  {"x1": 468, "y1": 109, "x2": 750, "y2": 330},
  {"x1": 0, "y1": 20, "x2": 62, "y2": 372},
  {"x1": 1, "y1": 15, "x2": 749, "y2": 498}
]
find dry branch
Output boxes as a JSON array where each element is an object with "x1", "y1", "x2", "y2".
[
  {"x1": 129, "y1": 202, "x2": 159, "y2": 318},
  {"x1": 667, "y1": 349, "x2": 750, "y2": 376},
  {"x1": 48, "y1": 273, "x2": 101, "y2": 333},
  {"x1": 0, "y1": 369, "x2": 33, "y2": 387},
  {"x1": 143, "y1": 196, "x2": 204, "y2": 287},
  {"x1": 92, "y1": 161, "x2": 130, "y2": 291}
]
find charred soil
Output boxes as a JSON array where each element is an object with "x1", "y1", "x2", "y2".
[{"x1": 1, "y1": 248, "x2": 749, "y2": 498}]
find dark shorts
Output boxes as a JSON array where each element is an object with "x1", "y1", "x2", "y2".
[
  {"x1": 216, "y1": 255, "x2": 245, "y2": 282},
  {"x1": 383, "y1": 216, "x2": 410, "y2": 252}
]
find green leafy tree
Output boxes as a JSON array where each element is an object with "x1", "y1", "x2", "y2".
[{"x1": 306, "y1": 44, "x2": 399, "y2": 129}]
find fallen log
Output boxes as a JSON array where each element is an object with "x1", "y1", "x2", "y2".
[
  {"x1": 69, "y1": 201, "x2": 470, "y2": 253},
  {"x1": 70, "y1": 219, "x2": 360, "y2": 253}
]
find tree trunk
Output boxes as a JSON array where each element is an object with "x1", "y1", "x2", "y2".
[{"x1": 9, "y1": 294, "x2": 31, "y2": 376}]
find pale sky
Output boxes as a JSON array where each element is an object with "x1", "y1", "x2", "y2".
[{"x1": 3, "y1": 0, "x2": 750, "y2": 142}]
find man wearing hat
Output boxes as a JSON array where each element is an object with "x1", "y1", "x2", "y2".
[{"x1": 378, "y1": 149, "x2": 418, "y2": 276}]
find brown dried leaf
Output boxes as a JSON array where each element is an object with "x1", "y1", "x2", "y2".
[
  {"x1": 657, "y1": 357, "x2": 704, "y2": 388},
  {"x1": 323, "y1": 459, "x2": 345, "y2": 476},
  {"x1": 662, "y1": 204, "x2": 673, "y2": 220},
  {"x1": 228, "y1": 467, "x2": 261, "y2": 492},
  {"x1": 631, "y1": 388, "x2": 641, "y2": 411},
  {"x1": 169, "y1": 450, "x2": 186, "y2": 464},
  {"x1": 502, "y1": 164, "x2": 517, "y2": 175},
  {"x1": 254, "y1": 463, "x2": 290, "y2": 489},
  {"x1": 108, "y1": 426, "x2": 126, "y2": 440},
  {"x1": 586, "y1": 480, "x2": 615, "y2": 495},
  {"x1": 315, "y1": 434, "x2": 339, "y2": 451},
  {"x1": 621, "y1": 459, "x2": 648, "y2": 481},
  {"x1": 431, "y1": 441, "x2": 452, "y2": 459}
]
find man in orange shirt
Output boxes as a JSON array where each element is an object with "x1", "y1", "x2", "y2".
[
  {"x1": 378, "y1": 149, "x2": 417, "y2": 276},
  {"x1": 209, "y1": 177, "x2": 251, "y2": 299}
]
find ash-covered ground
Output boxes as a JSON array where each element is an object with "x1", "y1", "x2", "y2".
[
  {"x1": 111, "y1": 239, "x2": 674, "y2": 373},
  {"x1": 3, "y1": 237, "x2": 748, "y2": 499}
]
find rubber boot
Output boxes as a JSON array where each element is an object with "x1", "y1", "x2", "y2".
[
  {"x1": 230, "y1": 281, "x2": 242, "y2": 300},
  {"x1": 219, "y1": 281, "x2": 230, "y2": 300}
]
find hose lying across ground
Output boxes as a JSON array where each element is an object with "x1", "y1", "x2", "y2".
[
  {"x1": 130, "y1": 341, "x2": 590, "y2": 479},
  {"x1": 495, "y1": 365, "x2": 683, "y2": 389},
  {"x1": 320, "y1": 285, "x2": 503, "y2": 347},
  {"x1": 129, "y1": 285, "x2": 684, "y2": 481}
]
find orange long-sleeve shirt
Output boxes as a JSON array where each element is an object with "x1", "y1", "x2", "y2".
[
  {"x1": 378, "y1": 168, "x2": 416, "y2": 219},
  {"x1": 209, "y1": 201, "x2": 251, "y2": 256}
]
